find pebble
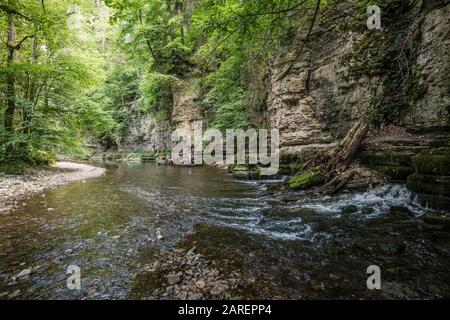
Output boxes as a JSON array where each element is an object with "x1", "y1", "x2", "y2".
[
  {"x1": 210, "y1": 283, "x2": 228, "y2": 296},
  {"x1": 188, "y1": 292, "x2": 203, "y2": 300},
  {"x1": 17, "y1": 268, "x2": 32, "y2": 279},
  {"x1": 167, "y1": 273, "x2": 181, "y2": 285},
  {"x1": 7, "y1": 290, "x2": 21, "y2": 299},
  {"x1": 196, "y1": 280, "x2": 206, "y2": 289}
]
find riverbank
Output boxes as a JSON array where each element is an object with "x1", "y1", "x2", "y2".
[{"x1": 0, "y1": 162, "x2": 106, "y2": 214}]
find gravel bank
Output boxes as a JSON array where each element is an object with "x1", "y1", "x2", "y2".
[{"x1": 0, "y1": 162, "x2": 106, "y2": 214}]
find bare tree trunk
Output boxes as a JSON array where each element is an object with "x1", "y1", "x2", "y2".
[
  {"x1": 23, "y1": 34, "x2": 39, "y2": 136},
  {"x1": 297, "y1": 122, "x2": 369, "y2": 194},
  {"x1": 4, "y1": 14, "x2": 17, "y2": 134}
]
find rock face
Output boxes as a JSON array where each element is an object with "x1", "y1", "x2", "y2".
[
  {"x1": 120, "y1": 111, "x2": 171, "y2": 152},
  {"x1": 120, "y1": 79, "x2": 202, "y2": 152},
  {"x1": 267, "y1": 30, "x2": 376, "y2": 156},
  {"x1": 407, "y1": 147, "x2": 450, "y2": 210},
  {"x1": 267, "y1": 2, "x2": 450, "y2": 158},
  {"x1": 171, "y1": 78, "x2": 202, "y2": 133},
  {"x1": 401, "y1": 3, "x2": 450, "y2": 131}
]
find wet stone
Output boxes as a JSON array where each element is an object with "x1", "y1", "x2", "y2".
[
  {"x1": 423, "y1": 212, "x2": 450, "y2": 227},
  {"x1": 187, "y1": 292, "x2": 203, "y2": 300},
  {"x1": 341, "y1": 205, "x2": 358, "y2": 215}
]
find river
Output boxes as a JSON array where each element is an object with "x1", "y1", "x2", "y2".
[{"x1": 1, "y1": 162, "x2": 449, "y2": 299}]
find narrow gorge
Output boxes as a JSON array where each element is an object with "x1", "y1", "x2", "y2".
[{"x1": 1, "y1": 0, "x2": 449, "y2": 301}]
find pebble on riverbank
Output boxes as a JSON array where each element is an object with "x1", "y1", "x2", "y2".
[
  {"x1": 0, "y1": 162, "x2": 106, "y2": 214},
  {"x1": 132, "y1": 247, "x2": 241, "y2": 300}
]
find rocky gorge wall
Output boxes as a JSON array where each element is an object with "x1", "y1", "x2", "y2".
[
  {"x1": 267, "y1": 1, "x2": 450, "y2": 208},
  {"x1": 119, "y1": 78, "x2": 202, "y2": 152},
  {"x1": 267, "y1": 1, "x2": 449, "y2": 158}
]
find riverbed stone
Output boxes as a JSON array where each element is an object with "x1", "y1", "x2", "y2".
[
  {"x1": 7, "y1": 290, "x2": 21, "y2": 299},
  {"x1": 16, "y1": 268, "x2": 32, "y2": 279},
  {"x1": 341, "y1": 205, "x2": 358, "y2": 215},
  {"x1": 167, "y1": 273, "x2": 182, "y2": 285},
  {"x1": 389, "y1": 206, "x2": 412, "y2": 217},
  {"x1": 423, "y1": 212, "x2": 450, "y2": 227},
  {"x1": 196, "y1": 280, "x2": 206, "y2": 289},
  {"x1": 188, "y1": 292, "x2": 203, "y2": 300}
]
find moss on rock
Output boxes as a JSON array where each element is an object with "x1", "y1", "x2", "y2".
[
  {"x1": 288, "y1": 171, "x2": 325, "y2": 190},
  {"x1": 412, "y1": 148, "x2": 450, "y2": 176},
  {"x1": 369, "y1": 164, "x2": 414, "y2": 181},
  {"x1": 406, "y1": 173, "x2": 450, "y2": 196}
]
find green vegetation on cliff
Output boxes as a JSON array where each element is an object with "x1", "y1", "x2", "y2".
[{"x1": 2, "y1": 0, "x2": 447, "y2": 172}]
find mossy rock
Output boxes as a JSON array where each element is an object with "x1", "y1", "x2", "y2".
[
  {"x1": 412, "y1": 193, "x2": 450, "y2": 211},
  {"x1": 423, "y1": 212, "x2": 450, "y2": 227},
  {"x1": 288, "y1": 171, "x2": 325, "y2": 190},
  {"x1": 406, "y1": 173, "x2": 450, "y2": 196},
  {"x1": 341, "y1": 205, "x2": 358, "y2": 215},
  {"x1": 369, "y1": 165, "x2": 413, "y2": 181},
  {"x1": 412, "y1": 149, "x2": 450, "y2": 176},
  {"x1": 360, "y1": 150, "x2": 414, "y2": 167},
  {"x1": 231, "y1": 165, "x2": 261, "y2": 180},
  {"x1": 278, "y1": 154, "x2": 308, "y2": 175}
]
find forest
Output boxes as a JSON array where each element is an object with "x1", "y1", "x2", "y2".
[{"x1": 0, "y1": 0, "x2": 391, "y2": 171}]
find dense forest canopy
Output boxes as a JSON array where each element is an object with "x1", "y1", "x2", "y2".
[{"x1": 0, "y1": 0, "x2": 408, "y2": 169}]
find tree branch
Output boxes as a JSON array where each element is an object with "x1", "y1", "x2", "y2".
[
  {"x1": 227, "y1": 0, "x2": 309, "y2": 17},
  {"x1": 0, "y1": 3, "x2": 32, "y2": 21},
  {"x1": 10, "y1": 34, "x2": 34, "y2": 50},
  {"x1": 275, "y1": 0, "x2": 321, "y2": 82},
  {"x1": 138, "y1": 9, "x2": 158, "y2": 61}
]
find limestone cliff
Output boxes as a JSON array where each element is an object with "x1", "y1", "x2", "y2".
[
  {"x1": 119, "y1": 78, "x2": 202, "y2": 152},
  {"x1": 267, "y1": 1, "x2": 449, "y2": 157}
]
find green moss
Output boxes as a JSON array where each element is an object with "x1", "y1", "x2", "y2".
[
  {"x1": 288, "y1": 171, "x2": 325, "y2": 190},
  {"x1": 279, "y1": 154, "x2": 308, "y2": 175},
  {"x1": 360, "y1": 151, "x2": 413, "y2": 167},
  {"x1": 412, "y1": 152, "x2": 450, "y2": 176},
  {"x1": 406, "y1": 173, "x2": 450, "y2": 196},
  {"x1": 369, "y1": 164, "x2": 413, "y2": 181}
]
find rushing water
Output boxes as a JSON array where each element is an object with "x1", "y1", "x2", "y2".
[{"x1": 0, "y1": 162, "x2": 449, "y2": 299}]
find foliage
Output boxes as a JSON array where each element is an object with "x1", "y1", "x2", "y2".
[{"x1": 0, "y1": 0, "x2": 114, "y2": 167}]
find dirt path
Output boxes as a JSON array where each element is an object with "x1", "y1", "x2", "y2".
[{"x1": 0, "y1": 162, "x2": 106, "y2": 214}]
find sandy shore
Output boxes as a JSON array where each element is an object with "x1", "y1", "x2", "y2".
[{"x1": 0, "y1": 162, "x2": 106, "y2": 214}]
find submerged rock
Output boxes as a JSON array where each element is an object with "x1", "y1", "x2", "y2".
[
  {"x1": 423, "y1": 212, "x2": 450, "y2": 228},
  {"x1": 389, "y1": 206, "x2": 412, "y2": 217},
  {"x1": 341, "y1": 205, "x2": 358, "y2": 215},
  {"x1": 230, "y1": 165, "x2": 261, "y2": 180}
]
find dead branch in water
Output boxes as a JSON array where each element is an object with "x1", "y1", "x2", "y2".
[{"x1": 299, "y1": 122, "x2": 369, "y2": 194}]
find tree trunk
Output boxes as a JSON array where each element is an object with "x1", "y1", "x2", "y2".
[{"x1": 4, "y1": 14, "x2": 17, "y2": 134}]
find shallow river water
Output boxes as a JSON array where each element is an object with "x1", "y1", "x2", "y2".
[{"x1": 1, "y1": 162, "x2": 449, "y2": 299}]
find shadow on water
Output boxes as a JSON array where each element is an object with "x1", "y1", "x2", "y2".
[{"x1": 0, "y1": 162, "x2": 449, "y2": 299}]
